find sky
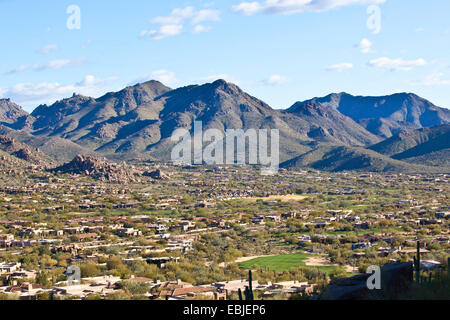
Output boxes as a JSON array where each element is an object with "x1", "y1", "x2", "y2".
[{"x1": 1, "y1": 0, "x2": 450, "y2": 112}]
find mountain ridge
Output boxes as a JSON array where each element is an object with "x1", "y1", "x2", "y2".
[
  {"x1": 290, "y1": 92, "x2": 450, "y2": 138},
  {"x1": 1, "y1": 79, "x2": 449, "y2": 172},
  {"x1": 369, "y1": 124, "x2": 450, "y2": 167}
]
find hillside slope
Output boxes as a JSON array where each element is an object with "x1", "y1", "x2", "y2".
[
  {"x1": 286, "y1": 101, "x2": 381, "y2": 146},
  {"x1": 0, "y1": 98, "x2": 33, "y2": 130},
  {"x1": 280, "y1": 145, "x2": 447, "y2": 173},
  {"x1": 369, "y1": 124, "x2": 450, "y2": 166},
  {"x1": 294, "y1": 92, "x2": 450, "y2": 138},
  {"x1": 0, "y1": 134, "x2": 55, "y2": 167}
]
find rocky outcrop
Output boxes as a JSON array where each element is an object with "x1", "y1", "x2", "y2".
[
  {"x1": 320, "y1": 262, "x2": 413, "y2": 300},
  {"x1": 0, "y1": 135, "x2": 53, "y2": 167},
  {"x1": 143, "y1": 169, "x2": 168, "y2": 180},
  {"x1": 12, "y1": 148, "x2": 34, "y2": 162},
  {"x1": 0, "y1": 98, "x2": 33, "y2": 129},
  {"x1": 0, "y1": 135, "x2": 16, "y2": 150},
  {"x1": 52, "y1": 155, "x2": 140, "y2": 183}
]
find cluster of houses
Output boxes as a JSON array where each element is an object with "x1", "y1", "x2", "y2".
[
  {"x1": 0, "y1": 268, "x2": 316, "y2": 300},
  {"x1": 0, "y1": 165, "x2": 448, "y2": 301}
]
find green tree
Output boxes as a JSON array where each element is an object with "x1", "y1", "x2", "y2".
[{"x1": 80, "y1": 263, "x2": 101, "y2": 278}]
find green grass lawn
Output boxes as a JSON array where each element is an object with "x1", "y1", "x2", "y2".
[
  {"x1": 348, "y1": 205, "x2": 370, "y2": 210},
  {"x1": 238, "y1": 253, "x2": 338, "y2": 274}
]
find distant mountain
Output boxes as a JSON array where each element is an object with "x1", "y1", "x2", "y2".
[
  {"x1": 30, "y1": 80, "x2": 171, "y2": 149},
  {"x1": 280, "y1": 145, "x2": 446, "y2": 173},
  {"x1": 369, "y1": 124, "x2": 450, "y2": 167},
  {"x1": 0, "y1": 98, "x2": 32, "y2": 130},
  {"x1": 294, "y1": 92, "x2": 450, "y2": 138},
  {"x1": 141, "y1": 79, "x2": 313, "y2": 161},
  {"x1": 16, "y1": 80, "x2": 314, "y2": 162},
  {"x1": 2, "y1": 80, "x2": 449, "y2": 173},
  {"x1": 0, "y1": 124, "x2": 94, "y2": 163},
  {"x1": 8, "y1": 80, "x2": 384, "y2": 163},
  {"x1": 285, "y1": 101, "x2": 381, "y2": 146}
]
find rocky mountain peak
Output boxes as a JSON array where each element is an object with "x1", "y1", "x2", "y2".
[
  {"x1": 210, "y1": 79, "x2": 241, "y2": 94},
  {"x1": 288, "y1": 101, "x2": 335, "y2": 117},
  {"x1": 0, "y1": 98, "x2": 30, "y2": 126}
]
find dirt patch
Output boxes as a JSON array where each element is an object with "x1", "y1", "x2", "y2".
[
  {"x1": 344, "y1": 265, "x2": 359, "y2": 273},
  {"x1": 235, "y1": 255, "x2": 276, "y2": 263},
  {"x1": 234, "y1": 195, "x2": 307, "y2": 202},
  {"x1": 304, "y1": 256, "x2": 336, "y2": 267},
  {"x1": 305, "y1": 256, "x2": 358, "y2": 274}
]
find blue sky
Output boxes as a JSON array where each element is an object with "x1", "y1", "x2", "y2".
[{"x1": 1, "y1": 0, "x2": 450, "y2": 112}]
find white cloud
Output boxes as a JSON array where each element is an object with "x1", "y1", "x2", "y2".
[
  {"x1": 140, "y1": 24, "x2": 183, "y2": 40},
  {"x1": 35, "y1": 59, "x2": 85, "y2": 71},
  {"x1": 5, "y1": 65, "x2": 30, "y2": 75},
  {"x1": 150, "y1": 70, "x2": 178, "y2": 85},
  {"x1": 190, "y1": 9, "x2": 221, "y2": 24},
  {"x1": 356, "y1": 38, "x2": 372, "y2": 54},
  {"x1": 131, "y1": 70, "x2": 178, "y2": 86},
  {"x1": 4, "y1": 59, "x2": 85, "y2": 75},
  {"x1": 261, "y1": 74, "x2": 290, "y2": 85},
  {"x1": 37, "y1": 44, "x2": 59, "y2": 54},
  {"x1": 142, "y1": 6, "x2": 220, "y2": 40},
  {"x1": 411, "y1": 73, "x2": 450, "y2": 86},
  {"x1": 76, "y1": 75, "x2": 119, "y2": 87},
  {"x1": 0, "y1": 75, "x2": 117, "y2": 109},
  {"x1": 193, "y1": 25, "x2": 212, "y2": 34},
  {"x1": 368, "y1": 57, "x2": 427, "y2": 71},
  {"x1": 152, "y1": 7, "x2": 196, "y2": 25},
  {"x1": 233, "y1": 2, "x2": 263, "y2": 15},
  {"x1": 232, "y1": 0, "x2": 386, "y2": 15},
  {"x1": 326, "y1": 62, "x2": 354, "y2": 72},
  {"x1": 151, "y1": 7, "x2": 220, "y2": 25}
]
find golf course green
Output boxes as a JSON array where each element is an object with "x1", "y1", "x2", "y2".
[{"x1": 238, "y1": 253, "x2": 338, "y2": 274}]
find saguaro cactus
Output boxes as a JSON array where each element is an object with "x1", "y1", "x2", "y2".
[
  {"x1": 448, "y1": 257, "x2": 450, "y2": 279},
  {"x1": 248, "y1": 270, "x2": 254, "y2": 300},
  {"x1": 413, "y1": 241, "x2": 421, "y2": 284},
  {"x1": 240, "y1": 270, "x2": 255, "y2": 300}
]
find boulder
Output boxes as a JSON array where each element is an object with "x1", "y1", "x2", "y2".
[{"x1": 320, "y1": 262, "x2": 413, "y2": 300}]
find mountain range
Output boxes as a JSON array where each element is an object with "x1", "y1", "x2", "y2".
[
  {"x1": 293, "y1": 92, "x2": 450, "y2": 138},
  {"x1": 0, "y1": 79, "x2": 449, "y2": 173}
]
